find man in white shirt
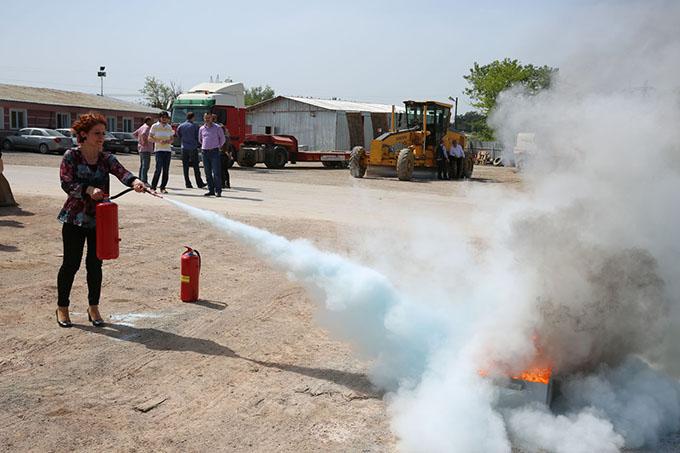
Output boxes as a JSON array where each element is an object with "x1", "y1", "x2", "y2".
[
  {"x1": 449, "y1": 139, "x2": 465, "y2": 179},
  {"x1": 149, "y1": 111, "x2": 174, "y2": 193}
]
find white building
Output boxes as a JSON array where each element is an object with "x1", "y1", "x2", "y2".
[{"x1": 246, "y1": 96, "x2": 404, "y2": 151}]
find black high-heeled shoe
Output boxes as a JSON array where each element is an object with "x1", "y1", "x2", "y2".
[
  {"x1": 56, "y1": 309, "x2": 72, "y2": 328},
  {"x1": 87, "y1": 307, "x2": 105, "y2": 327}
]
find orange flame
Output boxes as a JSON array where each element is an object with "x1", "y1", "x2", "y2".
[
  {"x1": 513, "y1": 366, "x2": 552, "y2": 384},
  {"x1": 478, "y1": 335, "x2": 554, "y2": 384}
]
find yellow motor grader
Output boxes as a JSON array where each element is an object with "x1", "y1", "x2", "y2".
[{"x1": 349, "y1": 100, "x2": 473, "y2": 181}]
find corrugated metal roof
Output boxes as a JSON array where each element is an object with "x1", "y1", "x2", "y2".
[
  {"x1": 0, "y1": 83, "x2": 159, "y2": 114},
  {"x1": 249, "y1": 95, "x2": 405, "y2": 113}
]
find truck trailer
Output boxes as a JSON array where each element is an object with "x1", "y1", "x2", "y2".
[{"x1": 171, "y1": 83, "x2": 350, "y2": 169}]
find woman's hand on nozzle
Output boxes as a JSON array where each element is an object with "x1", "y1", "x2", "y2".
[{"x1": 132, "y1": 179, "x2": 146, "y2": 193}]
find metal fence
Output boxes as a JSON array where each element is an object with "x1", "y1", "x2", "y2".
[{"x1": 469, "y1": 140, "x2": 507, "y2": 165}]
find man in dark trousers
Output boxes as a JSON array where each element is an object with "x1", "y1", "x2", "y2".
[
  {"x1": 199, "y1": 113, "x2": 226, "y2": 197},
  {"x1": 176, "y1": 112, "x2": 206, "y2": 189},
  {"x1": 436, "y1": 139, "x2": 449, "y2": 180},
  {"x1": 215, "y1": 115, "x2": 232, "y2": 190},
  {"x1": 448, "y1": 139, "x2": 464, "y2": 180}
]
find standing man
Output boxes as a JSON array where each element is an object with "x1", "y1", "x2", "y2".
[
  {"x1": 436, "y1": 139, "x2": 449, "y2": 180},
  {"x1": 149, "y1": 111, "x2": 174, "y2": 194},
  {"x1": 133, "y1": 117, "x2": 153, "y2": 183},
  {"x1": 449, "y1": 139, "x2": 465, "y2": 180},
  {"x1": 218, "y1": 115, "x2": 232, "y2": 190},
  {"x1": 176, "y1": 112, "x2": 206, "y2": 189},
  {"x1": 199, "y1": 113, "x2": 226, "y2": 197}
]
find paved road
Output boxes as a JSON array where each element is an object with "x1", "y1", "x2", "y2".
[{"x1": 3, "y1": 156, "x2": 502, "y2": 235}]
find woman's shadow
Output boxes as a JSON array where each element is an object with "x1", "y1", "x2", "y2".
[{"x1": 76, "y1": 323, "x2": 381, "y2": 398}]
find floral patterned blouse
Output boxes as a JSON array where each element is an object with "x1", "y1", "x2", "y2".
[{"x1": 58, "y1": 148, "x2": 136, "y2": 229}]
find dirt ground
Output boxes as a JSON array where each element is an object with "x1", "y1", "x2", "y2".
[{"x1": 0, "y1": 151, "x2": 520, "y2": 452}]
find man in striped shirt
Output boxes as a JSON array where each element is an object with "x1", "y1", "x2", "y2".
[{"x1": 149, "y1": 111, "x2": 174, "y2": 194}]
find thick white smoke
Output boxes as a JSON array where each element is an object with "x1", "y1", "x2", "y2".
[
  {"x1": 164, "y1": 3, "x2": 680, "y2": 450},
  {"x1": 166, "y1": 199, "x2": 449, "y2": 389}
]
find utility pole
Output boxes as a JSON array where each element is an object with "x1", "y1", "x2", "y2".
[
  {"x1": 448, "y1": 96, "x2": 459, "y2": 130},
  {"x1": 97, "y1": 66, "x2": 106, "y2": 96}
]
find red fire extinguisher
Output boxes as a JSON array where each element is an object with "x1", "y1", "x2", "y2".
[
  {"x1": 181, "y1": 246, "x2": 201, "y2": 302},
  {"x1": 96, "y1": 198, "x2": 120, "y2": 260}
]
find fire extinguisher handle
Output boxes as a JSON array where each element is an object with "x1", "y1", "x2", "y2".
[{"x1": 183, "y1": 246, "x2": 201, "y2": 269}]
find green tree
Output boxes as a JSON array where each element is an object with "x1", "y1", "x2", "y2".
[
  {"x1": 462, "y1": 58, "x2": 557, "y2": 139},
  {"x1": 245, "y1": 85, "x2": 275, "y2": 106},
  {"x1": 140, "y1": 76, "x2": 182, "y2": 110},
  {"x1": 463, "y1": 58, "x2": 557, "y2": 116},
  {"x1": 454, "y1": 111, "x2": 486, "y2": 133}
]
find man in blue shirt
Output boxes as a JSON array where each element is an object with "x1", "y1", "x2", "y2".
[{"x1": 176, "y1": 112, "x2": 206, "y2": 189}]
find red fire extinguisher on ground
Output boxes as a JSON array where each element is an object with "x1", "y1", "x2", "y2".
[
  {"x1": 96, "y1": 198, "x2": 120, "y2": 260},
  {"x1": 181, "y1": 246, "x2": 201, "y2": 302}
]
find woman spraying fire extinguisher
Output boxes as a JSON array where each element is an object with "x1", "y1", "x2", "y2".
[{"x1": 56, "y1": 112, "x2": 146, "y2": 328}]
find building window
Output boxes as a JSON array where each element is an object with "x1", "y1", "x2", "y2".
[
  {"x1": 10, "y1": 109, "x2": 27, "y2": 129},
  {"x1": 107, "y1": 116, "x2": 117, "y2": 132},
  {"x1": 56, "y1": 112, "x2": 71, "y2": 129},
  {"x1": 122, "y1": 117, "x2": 133, "y2": 132}
]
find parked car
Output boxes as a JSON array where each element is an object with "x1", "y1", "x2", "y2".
[
  {"x1": 55, "y1": 128, "x2": 79, "y2": 147},
  {"x1": 103, "y1": 132, "x2": 127, "y2": 154},
  {"x1": 110, "y1": 132, "x2": 138, "y2": 153},
  {"x1": 2, "y1": 128, "x2": 72, "y2": 154}
]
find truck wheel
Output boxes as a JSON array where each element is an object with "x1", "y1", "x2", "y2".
[
  {"x1": 237, "y1": 147, "x2": 257, "y2": 167},
  {"x1": 265, "y1": 146, "x2": 287, "y2": 169},
  {"x1": 349, "y1": 146, "x2": 367, "y2": 178},
  {"x1": 397, "y1": 148, "x2": 414, "y2": 181}
]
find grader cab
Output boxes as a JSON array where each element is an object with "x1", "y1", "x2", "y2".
[{"x1": 349, "y1": 100, "x2": 473, "y2": 181}]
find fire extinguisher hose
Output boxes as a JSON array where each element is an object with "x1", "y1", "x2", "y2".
[
  {"x1": 109, "y1": 187, "x2": 134, "y2": 200},
  {"x1": 104, "y1": 186, "x2": 163, "y2": 201}
]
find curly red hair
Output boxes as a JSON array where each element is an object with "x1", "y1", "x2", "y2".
[{"x1": 71, "y1": 112, "x2": 107, "y2": 143}]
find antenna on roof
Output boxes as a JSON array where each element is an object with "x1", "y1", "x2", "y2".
[{"x1": 209, "y1": 76, "x2": 213, "y2": 83}]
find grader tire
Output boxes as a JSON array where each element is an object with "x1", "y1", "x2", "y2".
[
  {"x1": 464, "y1": 156, "x2": 474, "y2": 178},
  {"x1": 349, "y1": 146, "x2": 367, "y2": 178},
  {"x1": 396, "y1": 148, "x2": 414, "y2": 181}
]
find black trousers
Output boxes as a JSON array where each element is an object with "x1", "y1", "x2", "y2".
[
  {"x1": 455, "y1": 157, "x2": 465, "y2": 179},
  {"x1": 436, "y1": 158, "x2": 448, "y2": 180},
  {"x1": 449, "y1": 157, "x2": 464, "y2": 179},
  {"x1": 220, "y1": 153, "x2": 231, "y2": 189},
  {"x1": 181, "y1": 148, "x2": 205, "y2": 187},
  {"x1": 57, "y1": 223, "x2": 102, "y2": 307}
]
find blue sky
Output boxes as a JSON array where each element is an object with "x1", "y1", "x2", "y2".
[{"x1": 1, "y1": 0, "x2": 598, "y2": 112}]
